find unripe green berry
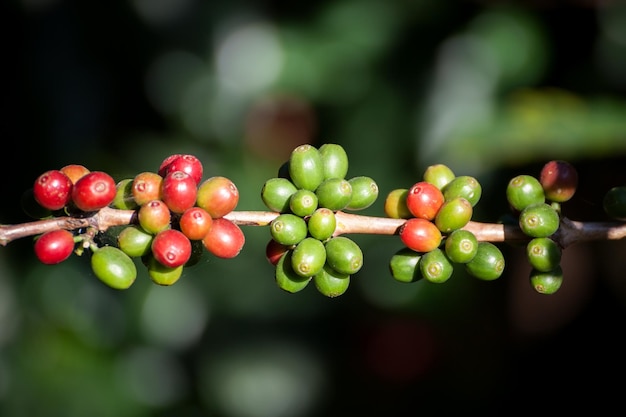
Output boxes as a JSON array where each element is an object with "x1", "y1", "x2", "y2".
[
  {"x1": 526, "y1": 237, "x2": 561, "y2": 272},
  {"x1": 419, "y1": 248, "x2": 454, "y2": 284},
  {"x1": 289, "y1": 189, "x2": 318, "y2": 217},
  {"x1": 275, "y1": 250, "x2": 311, "y2": 293},
  {"x1": 506, "y1": 174, "x2": 545, "y2": 212},
  {"x1": 288, "y1": 144, "x2": 324, "y2": 191},
  {"x1": 530, "y1": 266, "x2": 563, "y2": 295},
  {"x1": 423, "y1": 164, "x2": 455, "y2": 190},
  {"x1": 146, "y1": 255, "x2": 184, "y2": 286},
  {"x1": 91, "y1": 246, "x2": 137, "y2": 290},
  {"x1": 261, "y1": 177, "x2": 298, "y2": 213},
  {"x1": 442, "y1": 175, "x2": 482, "y2": 207},
  {"x1": 324, "y1": 236, "x2": 363, "y2": 275},
  {"x1": 603, "y1": 186, "x2": 626, "y2": 221},
  {"x1": 307, "y1": 208, "x2": 336, "y2": 241},
  {"x1": 389, "y1": 247, "x2": 422, "y2": 283},
  {"x1": 111, "y1": 178, "x2": 138, "y2": 210},
  {"x1": 270, "y1": 213, "x2": 308, "y2": 246},
  {"x1": 291, "y1": 237, "x2": 327, "y2": 278},
  {"x1": 519, "y1": 203, "x2": 560, "y2": 238},
  {"x1": 319, "y1": 143, "x2": 349, "y2": 180},
  {"x1": 444, "y1": 229, "x2": 478, "y2": 264},
  {"x1": 345, "y1": 176, "x2": 378, "y2": 211},
  {"x1": 465, "y1": 242, "x2": 505, "y2": 281},
  {"x1": 315, "y1": 178, "x2": 352, "y2": 211},
  {"x1": 434, "y1": 197, "x2": 473, "y2": 233},
  {"x1": 117, "y1": 225, "x2": 154, "y2": 258},
  {"x1": 313, "y1": 264, "x2": 350, "y2": 297}
]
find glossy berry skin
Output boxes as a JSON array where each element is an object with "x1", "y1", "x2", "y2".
[
  {"x1": 423, "y1": 164, "x2": 455, "y2": 190},
  {"x1": 519, "y1": 203, "x2": 560, "y2": 238},
  {"x1": 465, "y1": 242, "x2": 505, "y2": 281},
  {"x1": 270, "y1": 213, "x2": 308, "y2": 246},
  {"x1": 315, "y1": 178, "x2": 352, "y2": 211},
  {"x1": 275, "y1": 250, "x2": 311, "y2": 293},
  {"x1": 60, "y1": 164, "x2": 90, "y2": 184},
  {"x1": 158, "y1": 154, "x2": 203, "y2": 185},
  {"x1": 112, "y1": 179, "x2": 139, "y2": 210},
  {"x1": 506, "y1": 175, "x2": 545, "y2": 212},
  {"x1": 91, "y1": 246, "x2": 137, "y2": 290},
  {"x1": 540, "y1": 160, "x2": 578, "y2": 203},
  {"x1": 530, "y1": 266, "x2": 563, "y2": 295},
  {"x1": 146, "y1": 255, "x2": 184, "y2": 286},
  {"x1": 132, "y1": 172, "x2": 163, "y2": 206},
  {"x1": 117, "y1": 225, "x2": 154, "y2": 258},
  {"x1": 196, "y1": 176, "x2": 239, "y2": 218},
  {"x1": 434, "y1": 197, "x2": 473, "y2": 233},
  {"x1": 261, "y1": 178, "x2": 298, "y2": 213},
  {"x1": 442, "y1": 176, "x2": 482, "y2": 207},
  {"x1": 444, "y1": 229, "x2": 478, "y2": 264},
  {"x1": 34, "y1": 230, "x2": 75, "y2": 265},
  {"x1": 33, "y1": 169, "x2": 73, "y2": 211},
  {"x1": 389, "y1": 247, "x2": 422, "y2": 283},
  {"x1": 289, "y1": 189, "x2": 318, "y2": 217},
  {"x1": 202, "y1": 218, "x2": 245, "y2": 259},
  {"x1": 419, "y1": 248, "x2": 454, "y2": 284},
  {"x1": 526, "y1": 237, "x2": 561, "y2": 272},
  {"x1": 266, "y1": 239, "x2": 289, "y2": 266},
  {"x1": 406, "y1": 181, "x2": 444, "y2": 220},
  {"x1": 324, "y1": 236, "x2": 363, "y2": 275},
  {"x1": 151, "y1": 229, "x2": 192, "y2": 268},
  {"x1": 161, "y1": 170, "x2": 197, "y2": 214},
  {"x1": 138, "y1": 199, "x2": 171, "y2": 234},
  {"x1": 72, "y1": 171, "x2": 117, "y2": 212},
  {"x1": 319, "y1": 143, "x2": 349, "y2": 180},
  {"x1": 307, "y1": 208, "x2": 336, "y2": 241},
  {"x1": 179, "y1": 206, "x2": 213, "y2": 240},
  {"x1": 603, "y1": 186, "x2": 626, "y2": 221},
  {"x1": 313, "y1": 264, "x2": 350, "y2": 297},
  {"x1": 399, "y1": 218, "x2": 442, "y2": 253},
  {"x1": 289, "y1": 144, "x2": 324, "y2": 191},
  {"x1": 291, "y1": 237, "x2": 327, "y2": 277},
  {"x1": 346, "y1": 176, "x2": 378, "y2": 211},
  {"x1": 384, "y1": 188, "x2": 412, "y2": 219}
]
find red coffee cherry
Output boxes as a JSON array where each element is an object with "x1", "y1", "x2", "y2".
[
  {"x1": 34, "y1": 229, "x2": 75, "y2": 265},
  {"x1": 406, "y1": 181, "x2": 445, "y2": 220},
  {"x1": 179, "y1": 206, "x2": 213, "y2": 240},
  {"x1": 196, "y1": 176, "x2": 239, "y2": 218},
  {"x1": 399, "y1": 218, "x2": 442, "y2": 253},
  {"x1": 158, "y1": 154, "x2": 203, "y2": 186},
  {"x1": 539, "y1": 160, "x2": 578, "y2": 203},
  {"x1": 71, "y1": 171, "x2": 116, "y2": 212},
  {"x1": 265, "y1": 238, "x2": 289, "y2": 266},
  {"x1": 202, "y1": 217, "x2": 245, "y2": 259},
  {"x1": 151, "y1": 229, "x2": 192, "y2": 268},
  {"x1": 161, "y1": 170, "x2": 197, "y2": 214},
  {"x1": 33, "y1": 169, "x2": 73, "y2": 211}
]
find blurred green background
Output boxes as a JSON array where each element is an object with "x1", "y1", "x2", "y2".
[{"x1": 2, "y1": 0, "x2": 626, "y2": 415}]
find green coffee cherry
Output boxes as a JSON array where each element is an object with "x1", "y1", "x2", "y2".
[
  {"x1": 603, "y1": 186, "x2": 626, "y2": 221},
  {"x1": 444, "y1": 229, "x2": 478, "y2": 264},
  {"x1": 270, "y1": 213, "x2": 308, "y2": 246},
  {"x1": 389, "y1": 247, "x2": 422, "y2": 283},
  {"x1": 91, "y1": 246, "x2": 137, "y2": 290},
  {"x1": 324, "y1": 236, "x2": 363, "y2": 275},
  {"x1": 288, "y1": 144, "x2": 324, "y2": 191},
  {"x1": 307, "y1": 208, "x2": 336, "y2": 241},
  {"x1": 519, "y1": 203, "x2": 560, "y2": 238},
  {"x1": 313, "y1": 264, "x2": 350, "y2": 297},
  {"x1": 423, "y1": 164, "x2": 455, "y2": 190},
  {"x1": 289, "y1": 189, "x2": 318, "y2": 217},
  {"x1": 465, "y1": 242, "x2": 505, "y2": 281},
  {"x1": 275, "y1": 250, "x2": 311, "y2": 293},
  {"x1": 419, "y1": 248, "x2": 454, "y2": 284},
  {"x1": 507, "y1": 175, "x2": 545, "y2": 212},
  {"x1": 346, "y1": 176, "x2": 378, "y2": 211},
  {"x1": 117, "y1": 225, "x2": 154, "y2": 258},
  {"x1": 434, "y1": 197, "x2": 473, "y2": 233},
  {"x1": 291, "y1": 237, "x2": 327, "y2": 277},
  {"x1": 112, "y1": 178, "x2": 139, "y2": 210},
  {"x1": 526, "y1": 237, "x2": 561, "y2": 272},
  {"x1": 530, "y1": 266, "x2": 563, "y2": 295},
  {"x1": 147, "y1": 256, "x2": 184, "y2": 286},
  {"x1": 261, "y1": 178, "x2": 298, "y2": 213},
  {"x1": 315, "y1": 178, "x2": 352, "y2": 211},
  {"x1": 442, "y1": 175, "x2": 482, "y2": 207},
  {"x1": 319, "y1": 143, "x2": 349, "y2": 180}
]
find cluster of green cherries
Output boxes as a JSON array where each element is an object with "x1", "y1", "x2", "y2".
[{"x1": 261, "y1": 143, "x2": 379, "y2": 297}]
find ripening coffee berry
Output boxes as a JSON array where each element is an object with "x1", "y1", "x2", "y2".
[
  {"x1": 419, "y1": 248, "x2": 454, "y2": 284},
  {"x1": 519, "y1": 203, "x2": 560, "y2": 238},
  {"x1": 444, "y1": 229, "x2": 478, "y2": 264},
  {"x1": 346, "y1": 176, "x2": 378, "y2": 211},
  {"x1": 506, "y1": 174, "x2": 545, "y2": 212},
  {"x1": 33, "y1": 169, "x2": 73, "y2": 211},
  {"x1": 151, "y1": 229, "x2": 192, "y2": 268},
  {"x1": 275, "y1": 250, "x2": 311, "y2": 293},
  {"x1": 434, "y1": 197, "x2": 473, "y2": 233},
  {"x1": 34, "y1": 229, "x2": 75, "y2": 265},
  {"x1": 158, "y1": 154, "x2": 203, "y2": 185},
  {"x1": 313, "y1": 264, "x2": 350, "y2": 297},
  {"x1": 161, "y1": 170, "x2": 197, "y2": 214},
  {"x1": 117, "y1": 225, "x2": 154, "y2": 258},
  {"x1": 289, "y1": 189, "x2": 318, "y2": 217},
  {"x1": 270, "y1": 213, "x2": 308, "y2": 246},
  {"x1": 442, "y1": 175, "x2": 482, "y2": 207},
  {"x1": 423, "y1": 164, "x2": 455, "y2": 190},
  {"x1": 146, "y1": 255, "x2": 184, "y2": 286},
  {"x1": 540, "y1": 160, "x2": 578, "y2": 203},
  {"x1": 529, "y1": 266, "x2": 563, "y2": 295},
  {"x1": 315, "y1": 178, "x2": 352, "y2": 211},
  {"x1": 60, "y1": 164, "x2": 90, "y2": 184},
  {"x1": 526, "y1": 237, "x2": 561, "y2": 272},
  {"x1": 406, "y1": 181, "x2": 444, "y2": 220},
  {"x1": 261, "y1": 177, "x2": 298, "y2": 213},
  {"x1": 202, "y1": 218, "x2": 245, "y2": 259},
  {"x1": 138, "y1": 199, "x2": 171, "y2": 234},
  {"x1": 132, "y1": 172, "x2": 163, "y2": 206},
  {"x1": 389, "y1": 247, "x2": 422, "y2": 283},
  {"x1": 91, "y1": 246, "x2": 137, "y2": 290},
  {"x1": 179, "y1": 206, "x2": 213, "y2": 240},
  {"x1": 465, "y1": 242, "x2": 505, "y2": 281},
  {"x1": 72, "y1": 171, "x2": 117, "y2": 212},
  {"x1": 319, "y1": 143, "x2": 349, "y2": 180},
  {"x1": 288, "y1": 144, "x2": 324, "y2": 191},
  {"x1": 384, "y1": 188, "x2": 412, "y2": 219},
  {"x1": 196, "y1": 176, "x2": 240, "y2": 218},
  {"x1": 324, "y1": 236, "x2": 363, "y2": 275},
  {"x1": 307, "y1": 208, "x2": 336, "y2": 241},
  {"x1": 603, "y1": 186, "x2": 626, "y2": 221},
  {"x1": 291, "y1": 237, "x2": 327, "y2": 278},
  {"x1": 399, "y1": 218, "x2": 442, "y2": 253},
  {"x1": 111, "y1": 178, "x2": 139, "y2": 210}
]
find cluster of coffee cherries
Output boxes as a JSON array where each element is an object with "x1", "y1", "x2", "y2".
[
  {"x1": 385, "y1": 164, "x2": 506, "y2": 286},
  {"x1": 504, "y1": 160, "x2": 579, "y2": 294},
  {"x1": 28, "y1": 154, "x2": 243, "y2": 289},
  {"x1": 261, "y1": 143, "x2": 379, "y2": 297}
]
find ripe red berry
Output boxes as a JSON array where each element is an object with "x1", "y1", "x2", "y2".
[
  {"x1": 179, "y1": 206, "x2": 213, "y2": 240},
  {"x1": 34, "y1": 229, "x2": 75, "y2": 264},
  {"x1": 161, "y1": 170, "x2": 197, "y2": 214},
  {"x1": 399, "y1": 217, "x2": 442, "y2": 253},
  {"x1": 151, "y1": 229, "x2": 192, "y2": 268},
  {"x1": 158, "y1": 154, "x2": 203, "y2": 186},
  {"x1": 406, "y1": 181, "x2": 445, "y2": 220},
  {"x1": 202, "y1": 217, "x2": 245, "y2": 259},
  {"x1": 33, "y1": 169, "x2": 73, "y2": 210},
  {"x1": 540, "y1": 160, "x2": 578, "y2": 203},
  {"x1": 196, "y1": 176, "x2": 240, "y2": 218},
  {"x1": 72, "y1": 171, "x2": 116, "y2": 212},
  {"x1": 265, "y1": 238, "x2": 289, "y2": 266}
]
